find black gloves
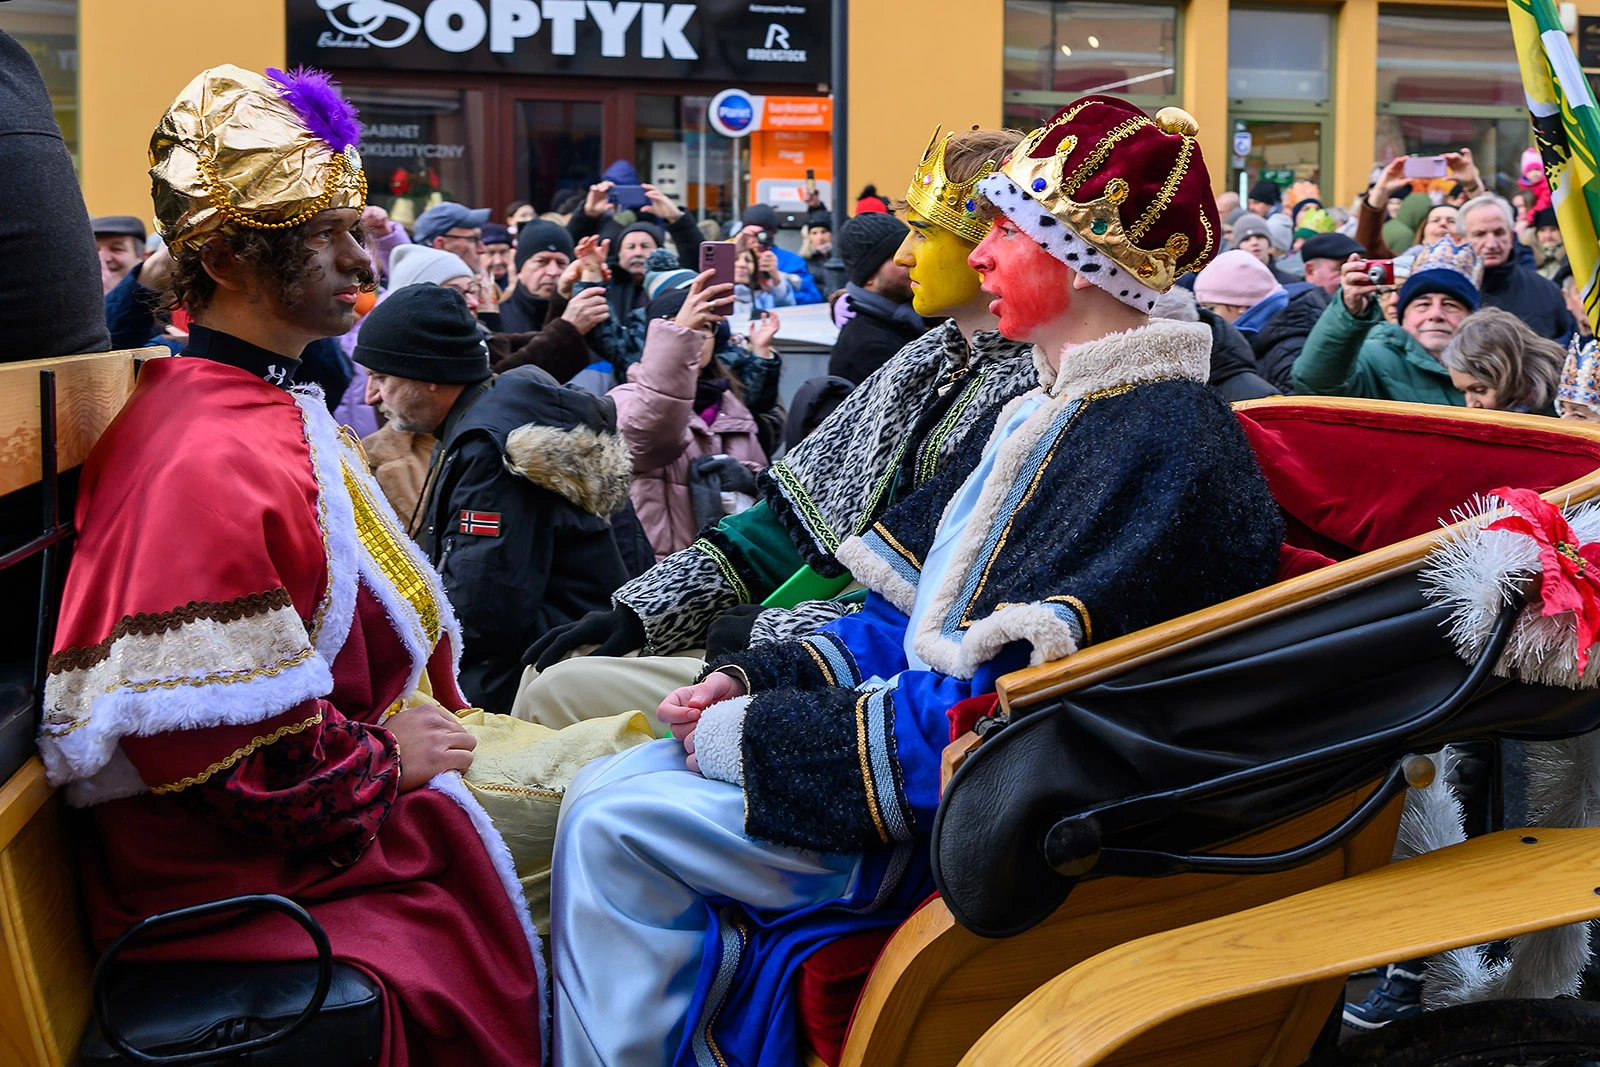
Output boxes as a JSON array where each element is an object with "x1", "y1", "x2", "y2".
[
  {"x1": 522, "y1": 606, "x2": 648, "y2": 671},
  {"x1": 704, "y1": 603, "x2": 765, "y2": 659}
]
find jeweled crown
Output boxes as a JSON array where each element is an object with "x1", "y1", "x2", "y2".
[
  {"x1": 905, "y1": 126, "x2": 996, "y2": 245},
  {"x1": 996, "y1": 100, "x2": 1217, "y2": 289}
]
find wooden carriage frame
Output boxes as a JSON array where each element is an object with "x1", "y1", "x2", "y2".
[{"x1": 5, "y1": 358, "x2": 1600, "y2": 1067}]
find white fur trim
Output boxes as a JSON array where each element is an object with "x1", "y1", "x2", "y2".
[
  {"x1": 294, "y1": 390, "x2": 465, "y2": 696},
  {"x1": 977, "y1": 173, "x2": 1164, "y2": 312},
  {"x1": 39, "y1": 390, "x2": 363, "y2": 804},
  {"x1": 1048, "y1": 318, "x2": 1210, "y2": 401},
  {"x1": 694, "y1": 695, "x2": 749, "y2": 786},
  {"x1": 903, "y1": 321, "x2": 1202, "y2": 676},
  {"x1": 428, "y1": 770, "x2": 548, "y2": 1056},
  {"x1": 835, "y1": 535, "x2": 918, "y2": 615},
  {"x1": 1421, "y1": 492, "x2": 1600, "y2": 688}
]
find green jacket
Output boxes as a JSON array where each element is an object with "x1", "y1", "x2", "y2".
[{"x1": 1292, "y1": 293, "x2": 1465, "y2": 406}]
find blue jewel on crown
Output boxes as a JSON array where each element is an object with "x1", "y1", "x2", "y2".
[
  {"x1": 965, "y1": 197, "x2": 976, "y2": 212},
  {"x1": 1032, "y1": 178, "x2": 1048, "y2": 193}
]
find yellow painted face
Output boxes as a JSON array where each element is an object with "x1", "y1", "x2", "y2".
[{"x1": 895, "y1": 206, "x2": 986, "y2": 316}]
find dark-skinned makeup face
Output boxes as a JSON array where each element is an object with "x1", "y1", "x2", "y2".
[
  {"x1": 967, "y1": 210, "x2": 1075, "y2": 342},
  {"x1": 277, "y1": 208, "x2": 374, "y2": 338}
]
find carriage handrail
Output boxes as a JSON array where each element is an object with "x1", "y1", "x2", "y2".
[{"x1": 1041, "y1": 596, "x2": 1524, "y2": 879}]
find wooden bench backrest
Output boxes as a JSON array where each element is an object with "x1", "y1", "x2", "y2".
[
  {"x1": 0, "y1": 348, "x2": 163, "y2": 497},
  {"x1": 0, "y1": 348, "x2": 162, "y2": 1067}
]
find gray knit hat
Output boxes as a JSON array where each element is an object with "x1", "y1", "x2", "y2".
[{"x1": 838, "y1": 212, "x2": 909, "y2": 286}]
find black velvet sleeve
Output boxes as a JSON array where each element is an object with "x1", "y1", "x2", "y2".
[
  {"x1": 703, "y1": 629, "x2": 862, "y2": 692},
  {"x1": 735, "y1": 684, "x2": 894, "y2": 853}
]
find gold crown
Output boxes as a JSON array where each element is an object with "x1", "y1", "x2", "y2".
[
  {"x1": 905, "y1": 126, "x2": 996, "y2": 245},
  {"x1": 998, "y1": 105, "x2": 1210, "y2": 290}
]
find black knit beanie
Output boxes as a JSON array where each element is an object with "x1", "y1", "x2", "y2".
[
  {"x1": 1249, "y1": 179, "x2": 1281, "y2": 205},
  {"x1": 353, "y1": 284, "x2": 491, "y2": 384},
  {"x1": 838, "y1": 212, "x2": 909, "y2": 286},
  {"x1": 514, "y1": 219, "x2": 576, "y2": 270}
]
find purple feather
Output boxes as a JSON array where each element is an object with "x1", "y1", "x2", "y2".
[{"x1": 267, "y1": 66, "x2": 362, "y2": 153}]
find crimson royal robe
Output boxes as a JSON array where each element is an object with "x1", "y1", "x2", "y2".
[{"x1": 41, "y1": 354, "x2": 544, "y2": 1067}]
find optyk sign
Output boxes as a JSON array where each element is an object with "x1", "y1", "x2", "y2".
[{"x1": 288, "y1": 0, "x2": 830, "y2": 83}]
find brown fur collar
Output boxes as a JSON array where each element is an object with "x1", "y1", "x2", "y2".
[{"x1": 503, "y1": 423, "x2": 632, "y2": 517}]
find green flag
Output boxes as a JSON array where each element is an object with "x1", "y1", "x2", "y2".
[{"x1": 1508, "y1": 0, "x2": 1600, "y2": 331}]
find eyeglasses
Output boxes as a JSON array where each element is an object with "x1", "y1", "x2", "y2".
[{"x1": 442, "y1": 230, "x2": 485, "y2": 247}]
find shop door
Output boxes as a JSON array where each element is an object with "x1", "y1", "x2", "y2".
[
  {"x1": 512, "y1": 97, "x2": 607, "y2": 216},
  {"x1": 1227, "y1": 115, "x2": 1326, "y2": 202}
]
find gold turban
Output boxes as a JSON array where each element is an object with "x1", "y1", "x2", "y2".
[{"x1": 150, "y1": 65, "x2": 367, "y2": 250}]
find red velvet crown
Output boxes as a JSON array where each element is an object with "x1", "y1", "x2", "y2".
[{"x1": 992, "y1": 95, "x2": 1221, "y2": 289}]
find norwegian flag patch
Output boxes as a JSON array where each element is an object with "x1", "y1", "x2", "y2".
[{"x1": 459, "y1": 510, "x2": 502, "y2": 537}]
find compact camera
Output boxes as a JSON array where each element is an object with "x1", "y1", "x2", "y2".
[{"x1": 1355, "y1": 259, "x2": 1396, "y2": 286}]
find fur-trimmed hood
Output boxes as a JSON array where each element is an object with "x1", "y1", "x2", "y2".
[
  {"x1": 441, "y1": 365, "x2": 632, "y2": 518},
  {"x1": 504, "y1": 422, "x2": 632, "y2": 518}
]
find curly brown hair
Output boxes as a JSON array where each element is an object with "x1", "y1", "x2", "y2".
[{"x1": 162, "y1": 220, "x2": 374, "y2": 314}]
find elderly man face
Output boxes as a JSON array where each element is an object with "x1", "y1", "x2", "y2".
[
  {"x1": 1401, "y1": 292, "x2": 1471, "y2": 355},
  {"x1": 1462, "y1": 202, "x2": 1515, "y2": 268}
]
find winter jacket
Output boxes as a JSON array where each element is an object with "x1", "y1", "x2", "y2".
[
  {"x1": 769, "y1": 246, "x2": 823, "y2": 305},
  {"x1": 567, "y1": 208, "x2": 706, "y2": 274},
  {"x1": 1, "y1": 29, "x2": 108, "y2": 362},
  {"x1": 361, "y1": 423, "x2": 433, "y2": 532},
  {"x1": 422, "y1": 368, "x2": 638, "y2": 711},
  {"x1": 1250, "y1": 285, "x2": 1330, "y2": 392},
  {"x1": 611, "y1": 319, "x2": 769, "y2": 559},
  {"x1": 1292, "y1": 294, "x2": 1465, "y2": 405},
  {"x1": 1479, "y1": 260, "x2": 1577, "y2": 343},
  {"x1": 487, "y1": 289, "x2": 595, "y2": 383},
  {"x1": 1199, "y1": 307, "x2": 1279, "y2": 401},
  {"x1": 828, "y1": 288, "x2": 930, "y2": 384}
]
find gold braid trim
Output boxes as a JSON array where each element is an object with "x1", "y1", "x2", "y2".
[
  {"x1": 1061, "y1": 116, "x2": 1153, "y2": 197},
  {"x1": 149, "y1": 710, "x2": 324, "y2": 795},
  {"x1": 48, "y1": 589, "x2": 297, "y2": 674},
  {"x1": 1127, "y1": 135, "x2": 1194, "y2": 242}
]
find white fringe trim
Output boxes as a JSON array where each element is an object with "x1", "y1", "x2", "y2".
[
  {"x1": 1421, "y1": 492, "x2": 1600, "y2": 688},
  {"x1": 1394, "y1": 743, "x2": 1599, "y2": 1007},
  {"x1": 428, "y1": 769, "x2": 549, "y2": 1060}
]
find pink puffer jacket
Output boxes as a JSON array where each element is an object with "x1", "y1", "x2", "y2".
[{"x1": 610, "y1": 319, "x2": 769, "y2": 559}]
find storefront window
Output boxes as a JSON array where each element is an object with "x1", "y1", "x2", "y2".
[
  {"x1": 635, "y1": 94, "x2": 831, "y2": 225},
  {"x1": 1375, "y1": 7, "x2": 1528, "y2": 196},
  {"x1": 1227, "y1": 9, "x2": 1331, "y2": 103},
  {"x1": 342, "y1": 85, "x2": 485, "y2": 227},
  {"x1": 1003, "y1": 0, "x2": 1179, "y2": 129},
  {"x1": 514, "y1": 98, "x2": 603, "y2": 217},
  {"x1": 636, "y1": 94, "x2": 737, "y2": 223},
  {"x1": 0, "y1": 0, "x2": 80, "y2": 164},
  {"x1": 1377, "y1": 9, "x2": 1522, "y2": 107}
]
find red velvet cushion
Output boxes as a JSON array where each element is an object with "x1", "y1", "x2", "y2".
[
  {"x1": 798, "y1": 928, "x2": 897, "y2": 1067},
  {"x1": 1237, "y1": 404, "x2": 1600, "y2": 558}
]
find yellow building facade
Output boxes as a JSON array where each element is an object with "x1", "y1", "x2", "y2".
[{"x1": 12, "y1": 0, "x2": 1600, "y2": 219}]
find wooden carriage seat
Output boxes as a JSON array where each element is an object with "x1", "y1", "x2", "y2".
[
  {"x1": 0, "y1": 349, "x2": 162, "y2": 1067},
  {"x1": 797, "y1": 398, "x2": 1600, "y2": 1067}
]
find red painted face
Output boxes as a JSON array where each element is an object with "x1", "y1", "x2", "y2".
[{"x1": 967, "y1": 210, "x2": 1075, "y2": 342}]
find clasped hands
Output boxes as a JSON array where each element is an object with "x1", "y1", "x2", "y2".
[{"x1": 657, "y1": 670, "x2": 748, "y2": 773}]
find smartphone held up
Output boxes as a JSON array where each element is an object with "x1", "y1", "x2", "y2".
[{"x1": 1401, "y1": 156, "x2": 1448, "y2": 180}]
